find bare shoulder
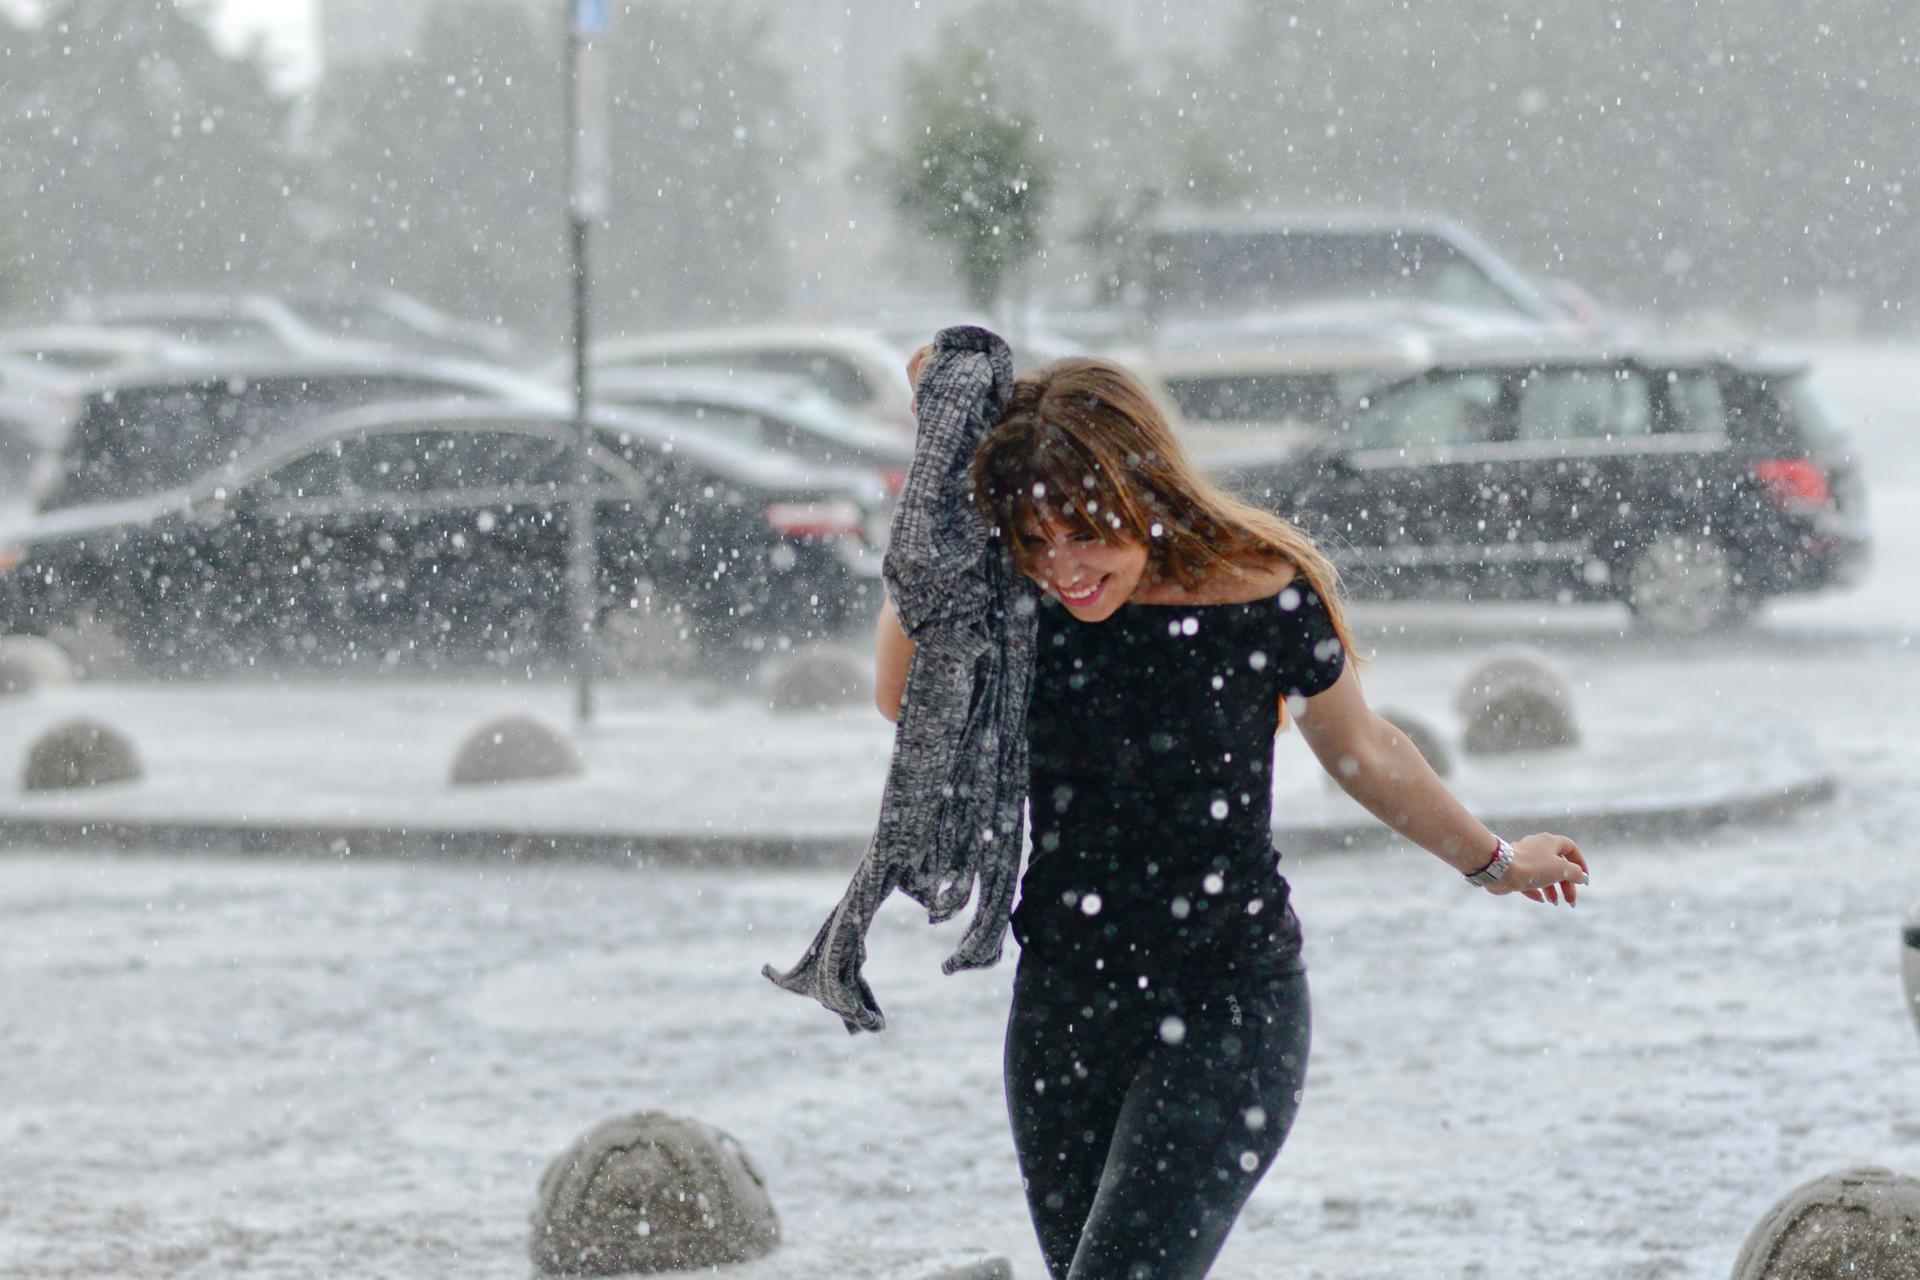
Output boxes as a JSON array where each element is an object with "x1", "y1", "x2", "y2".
[
  {"x1": 1158, "y1": 556, "x2": 1298, "y2": 606},
  {"x1": 1134, "y1": 554, "x2": 1302, "y2": 607}
]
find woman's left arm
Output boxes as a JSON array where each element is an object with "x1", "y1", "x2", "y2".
[{"x1": 1291, "y1": 665, "x2": 1590, "y2": 905}]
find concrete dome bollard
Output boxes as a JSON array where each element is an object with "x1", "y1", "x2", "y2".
[
  {"x1": 450, "y1": 715, "x2": 583, "y2": 787},
  {"x1": 530, "y1": 1111, "x2": 779, "y2": 1276},
  {"x1": 1903, "y1": 900, "x2": 1920, "y2": 1047},
  {"x1": 22, "y1": 718, "x2": 142, "y2": 791},
  {"x1": 1731, "y1": 1166, "x2": 1920, "y2": 1279},
  {"x1": 767, "y1": 648, "x2": 867, "y2": 713},
  {"x1": 1454, "y1": 646, "x2": 1580, "y2": 756},
  {"x1": 0, "y1": 636, "x2": 77, "y2": 697},
  {"x1": 1379, "y1": 707, "x2": 1452, "y2": 779},
  {"x1": 1322, "y1": 706, "x2": 1452, "y2": 786}
]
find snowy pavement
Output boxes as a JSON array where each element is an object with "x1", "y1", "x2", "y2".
[
  {"x1": 2, "y1": 342, "x2": 1918, "y2": 1279},
  {"x1": 0, "y1": 649, "x2": 1837, "y2": 859},
  {"x1": 2, "y1": 773, "x2": 1916, "y2": 1279}
]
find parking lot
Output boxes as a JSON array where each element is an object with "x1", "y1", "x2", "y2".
[{"x1": 1, "y1": 343, "x2": 1915, "y2": 1277}]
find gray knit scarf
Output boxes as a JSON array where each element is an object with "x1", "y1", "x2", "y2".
[{"x1": 762, "y1": 325, "x2": 1038, "y2": 1034}]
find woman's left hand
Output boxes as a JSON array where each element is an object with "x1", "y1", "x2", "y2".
[{"x1": 1488, "y1": 832, "x2": 1589, "y2": 906}]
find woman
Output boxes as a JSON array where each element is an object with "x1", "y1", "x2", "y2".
[{"x1": 876, "y1": 352, "x2": 1590, "y2": 1280}]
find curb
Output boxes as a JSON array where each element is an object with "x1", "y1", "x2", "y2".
[{"x1": 0, "y1": 768, "x2": 1837, "y2": 866}]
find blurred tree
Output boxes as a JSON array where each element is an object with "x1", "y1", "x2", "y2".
[
  {"x1": 884, "y1": 44, "x2": 1054, "y2": 311},
  {"x1": 0, "y1": 0, "x2": 298, "y2": 313},
  {"x1": 312, "y1": 0, "x2": 564, "y2": 334},
  {"x1": 899, "y1": 0, "x2": 1239, "y2": 307},
  {"x1": 1072, "y1": 187, "x2": 1161, "y2": 308},
  {"x1": 600, "y1": 4, "x2": 806, "y2": 333},
  {"x1": 312, "y1": 0, "x2": 801, "y2": 345}
]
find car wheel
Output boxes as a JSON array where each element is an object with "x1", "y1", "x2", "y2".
[{"x1": 1624, "y1": 533, "x2": 1752, "y2": 635}]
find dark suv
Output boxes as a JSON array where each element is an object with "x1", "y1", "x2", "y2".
[
  {"x1": 1214, "y1": 344, "x2": 1869, "y2": 633},
  {"x1": 31, "y1": 355, "x2": 562, "y2": 512}
]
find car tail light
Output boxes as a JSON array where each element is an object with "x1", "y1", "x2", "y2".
[
  {"x1": 880, "y1": 467, "x2": 907, "y2": 495},
  {"x1": 765, "y1": 500, "x2": 865, "y2": 541},
  {"x1": 0, "y1": 545, "x2": 20, "y2": 573},
  {"x1": 1753, "y1": 459, "x2": 1832, "y2": 514}
]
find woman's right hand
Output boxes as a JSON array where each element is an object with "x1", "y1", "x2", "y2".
[
  {"x1": 906, "y1": 343, "x2": 934, "y2": 418},
  {"x1": 1488, "y1": 832, "x2": 1589, "y2": 906}
]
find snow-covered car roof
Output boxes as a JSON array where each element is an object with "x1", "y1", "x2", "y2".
[
  {"x1": 60, "y1": 351, "x2": 568, "y2": 411},
  {"x1": 585, "y1": 364, "x2": 822, "y2": 403},
  {"x1": 551, "y1": 325, "x2": 917, "y2": 426},
  {"x1": 0, "y1": 398, "x2": 888, "y2": 549},
  {"x1": 280, "y1": 287, "x2": 521, "y2": 361},
  {"x1": 67, "y1": 291, "x2": 338, "y2": 354},
  {"x1": 0, "y1": 323, "x2": 208, "y2": 371},
  {"x1": 241, "y1": 398, "x2": 890, "y2": 499},
  {"x1": 587, "y1": 371, "x2": 913, "y2": 463}
]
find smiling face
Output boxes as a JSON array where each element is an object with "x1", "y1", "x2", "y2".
[{"x1": 1020, "y1": 518, "x2": 1150, "y2": 622}]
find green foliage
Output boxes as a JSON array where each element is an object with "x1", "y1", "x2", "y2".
[
  {"x1": 888, "y1": 44, "x2": 1053, "y2": 310},
  {"x1": 0, "y1": 0, "x2": 297, "y2": 311},
  {"x1": 891, "y1": 0, "x2": 1242, "y2": 311}
]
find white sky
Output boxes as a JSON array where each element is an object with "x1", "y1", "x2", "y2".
[{"x1": 206, "y1": 0, "x2": 319, "y2": 90}]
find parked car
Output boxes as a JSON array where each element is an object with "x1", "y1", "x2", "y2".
[
  {"x1": 586, "y1": 367, "x2": 913, "y2": 487},
  {"x1": 1120, "y1": 330, "x2": 1431, "y2": 460},
  {"x1": 0, "y1": 394, "x2": 69, "y2": 493},
  {"x1": 553, "y1": 327, "x2": 917, "y2": 429},
  {"x1": 0, "y1": 400, "x2": 890, "y2": 673},
  {"x1": 66, "y1": 292, "x2": 339, "y2": 356},
  {"x1": 0, "y1": 324, "x2": 205, "y2": 377},
  {"x1": 31, "y1": 354, "x2": 565, "y2": 513},
  {"x1": 861, "y1": 310, "x2": 1083, "y2": 373},
  {"x1": 1212, "y1": 343, "x2": 1869, "y2": 633},
  {"x1": 1141, "y1": 210, "x2": 1581, "y2": 331},
  {"x1": 281, "y1": 287, "x2": 522, "y2": 362}
]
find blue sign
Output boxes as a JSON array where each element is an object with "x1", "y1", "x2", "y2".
[{"x1": 572, "y1": 0, "x2": 607, "y2": 34}]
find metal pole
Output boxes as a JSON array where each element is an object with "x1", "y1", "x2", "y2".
[
  {"x1": 567, "y1": 206, "x2": 595, "y2": 724},
  {"x1": 565, "y1": 0, "x2": 609, "y2": 725}
]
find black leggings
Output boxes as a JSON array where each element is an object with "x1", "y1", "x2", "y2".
[{"x1": 1003, "y1": 953, "x2": 1311, "y2": 1280}]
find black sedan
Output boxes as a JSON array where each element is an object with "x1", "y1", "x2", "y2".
[
  {"x1": 1213, "y1": 345, "x2": 1869, "y2": 633},
  {"x1": 0, "y1": 401, "x2": 891, "y2": 673}
]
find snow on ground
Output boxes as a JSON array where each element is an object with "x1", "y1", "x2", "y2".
[
  {"x1": 0, "y1": 654, "x2": 1830, "y2": 845},
  {"x1": 1, "y1": 341, "x2": 1917, "y2": 1279},
  {"x1": 2, "y1": 781, "x2": 1916, "y2": 1279}
]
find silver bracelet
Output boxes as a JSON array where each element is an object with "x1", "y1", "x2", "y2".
[{"x1": 1464, "y1": 837, "x2": 1517, "y2": 888}]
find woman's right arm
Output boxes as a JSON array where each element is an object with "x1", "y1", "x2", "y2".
[
  {"x1": 874, "y1": 343, "x2": 935, "y2": 723},
  {"x1": 874, "y1": 597, "x2": 916, "y2": 722}
]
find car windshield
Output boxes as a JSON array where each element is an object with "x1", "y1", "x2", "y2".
[
  {"x1": 1783, "y1": 374, "x2": 1849, "y2": 450},
  {"x1": 1160, "y1": 371, "x2": 1376, "y2": 427},
  {"x1": 42, "y1": 374, "x2": 494, "y2": 508}
]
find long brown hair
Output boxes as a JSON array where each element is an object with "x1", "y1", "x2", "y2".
[{"x1": 971, "y1": 356, "x2": 1363, "y2": 670}]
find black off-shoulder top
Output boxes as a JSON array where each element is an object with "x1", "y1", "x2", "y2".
[{"x1": 1014, "y1": 583, "x2": 1346, "y2": 979}]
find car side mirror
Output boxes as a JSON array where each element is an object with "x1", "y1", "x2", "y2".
[{"x1": 1308, "y1": 430, "x2": 1353, "y2": 466}]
